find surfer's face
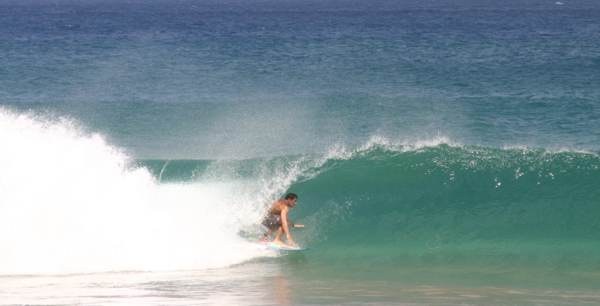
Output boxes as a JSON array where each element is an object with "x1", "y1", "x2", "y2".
[{"x1": 288, "y1": 198, "x2": 298, "y2": 208}]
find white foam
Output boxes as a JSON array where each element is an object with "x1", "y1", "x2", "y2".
[{"x1": 0, "y1": 109, "x2": 274, "y2": 275}]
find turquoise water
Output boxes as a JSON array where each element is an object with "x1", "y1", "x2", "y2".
[
  {"x1": 141, "y1": 144, "x2": 600, "y2": 288},
  {"x1": 2, "y1": 0, "x2": 600, "y2": 304}
]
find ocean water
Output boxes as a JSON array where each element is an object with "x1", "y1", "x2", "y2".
[{"x1": 2, "y1": 0, "x2": 600, "y2": 304}]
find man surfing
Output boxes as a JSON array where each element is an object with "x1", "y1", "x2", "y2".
[{"x1": 259, "y1": 193, "x2": 304, "y2": 248}]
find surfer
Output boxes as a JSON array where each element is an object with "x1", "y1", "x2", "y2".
[{"x1": 259, "y1": 193, "x2": 304, "y2": 247}]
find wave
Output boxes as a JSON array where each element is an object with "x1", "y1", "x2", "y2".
[
  {"x1": 143, "y1": 140, "x2": 600, "y2": 244},
  {"x1": 141, "y1": 139, "x2": 600, "y2": 278},
  {"x1": 2, "y1": 108, "x2": 600, "y2": 278}
]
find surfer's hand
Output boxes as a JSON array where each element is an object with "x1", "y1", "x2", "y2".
[{"x1": 293, "y1": 224, "x2": 305, "y2": 228}]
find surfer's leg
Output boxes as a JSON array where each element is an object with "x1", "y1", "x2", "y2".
[
  {"x1": 273, "y1": 227, "x2": 284, "y2": 244},
  {"x1": 272, "y1": 227, "x2": 294, "y2": 248},
  {"x1": 260, "y1": 228, "x2": 276, "y2": 241}
]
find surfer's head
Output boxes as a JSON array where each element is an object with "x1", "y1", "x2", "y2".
[{"x1": 285, "y1": 193, "x2": 298, "y2": 207}]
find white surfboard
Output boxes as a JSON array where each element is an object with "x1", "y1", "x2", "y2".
[{"x1": 245, "y1": 238, "x2": 310, "y2": 251}]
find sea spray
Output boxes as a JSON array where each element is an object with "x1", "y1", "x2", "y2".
[{"x1": 0, "y1": 109, "x2": 289, "y2": 274}]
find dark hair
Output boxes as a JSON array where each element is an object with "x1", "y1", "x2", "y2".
[{"x1": 284, "y1": 193, "x2": 298, "y2": 200}]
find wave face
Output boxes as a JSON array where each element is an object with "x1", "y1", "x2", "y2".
[
  {"x1": 288, "y1": 145, "x2": 600, "y2": 281},
  {"x1": 140, "y1": 142, "x2": 600, "y2": 283}
]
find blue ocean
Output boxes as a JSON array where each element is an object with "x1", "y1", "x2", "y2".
[{"x1": 2, "y1": 0, "x2": 600, "y2": 304}]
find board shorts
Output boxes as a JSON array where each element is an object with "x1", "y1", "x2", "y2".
[{"x1": 261, "y1": 212, "x2": 282, "y2": 230}]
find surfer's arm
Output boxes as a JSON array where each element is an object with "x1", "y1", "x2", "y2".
[
  {"x1": 289, "y1": 220, "x2": 305, "y2": 228},
  {"x1": 285, "y1": 218, "x2": 305, "y2": 228}
]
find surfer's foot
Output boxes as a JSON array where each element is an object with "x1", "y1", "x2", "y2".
[{"x1": 272, "y1": 240, "x2": 293, "y2": 248}]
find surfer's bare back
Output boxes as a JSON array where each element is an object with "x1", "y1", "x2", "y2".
[{"x1": 260, "y1": 193, "x2": 304, "y2": 247}]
